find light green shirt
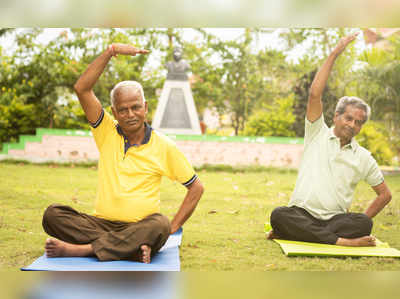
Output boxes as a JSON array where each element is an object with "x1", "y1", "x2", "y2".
[{"x1": 288, "y1": 114, "x2": 384, "y2": 220}]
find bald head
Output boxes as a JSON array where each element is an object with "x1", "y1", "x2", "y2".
[{"x1": 110, "y1": 81, "x2": 146, "y2": 107}]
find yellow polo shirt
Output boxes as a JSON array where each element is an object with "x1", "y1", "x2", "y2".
[
  {"x1": 90, "y1": 110, "x2": 197, "y2": 222},
  {"x1": 288, "y1": 114, "x2": 384, "y2": 220}
]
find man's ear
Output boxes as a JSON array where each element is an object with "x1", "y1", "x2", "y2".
[
  {"x1": 333, "y1": 111, "x2": 339, "y2": 123},
  {"x1": 111, "y1": 106, "x2": 117, "y2": 119},
  {"x1": 144, "y1": 101, "x2": 148, "y2": 114}
]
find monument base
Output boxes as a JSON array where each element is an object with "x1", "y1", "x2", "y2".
[{"x1": 152, "y1": 80, "x2": 201, "y2": 135}]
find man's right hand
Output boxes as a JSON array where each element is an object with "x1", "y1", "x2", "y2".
[
  {"x1": 306, "y1": 31, "x2": 359, "y2": 123},
  {"x1": 332, "y1": 33, "x2": 358, "y2": 57},
  {"x1": 74, "y1": 43, "x2": 149, "y2": 125},
  {"x1": 111, "y1": 44, "x2": 149, "y2": 56}
]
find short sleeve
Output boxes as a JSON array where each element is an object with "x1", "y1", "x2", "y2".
[
  {"x1": 304, "y1": 114, "x2": 327, "y2": 146},
  {"x1": 364, "y1": 154, "x2": 384, "y2": 187},
  {"x1": 90, "y1": 109, "x2": 116, "y2": 150},
  {"x1": 164, "y1": 142, "x2": 197, "y2": 187}
]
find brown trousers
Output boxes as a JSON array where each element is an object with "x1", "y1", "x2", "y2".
[{"x1": 42, "y1": 204, "x2": 171, "y2": 261}]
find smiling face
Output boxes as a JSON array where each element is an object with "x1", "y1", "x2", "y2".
[
  {"x1": 333, "y1": 104, "x2": 367, "y2": 146},
  {"x1": 111, "y1": 86, "x2": 148, "y2": 135}
]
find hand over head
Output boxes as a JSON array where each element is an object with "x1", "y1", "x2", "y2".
[
  {"x1": 111, "y1": 43, "x2": 149, "y2": 57},
  {"x1": 334, "y1": 32, "x2": 359, "y2": 56}
]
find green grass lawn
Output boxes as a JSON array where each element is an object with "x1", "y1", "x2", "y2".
[{"x1": 1, "y1": 162, "x2": 400, "y2": 271}]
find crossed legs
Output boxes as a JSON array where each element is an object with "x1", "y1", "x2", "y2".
[
  {"x1": 42, "y1": 204, "x2": 171, "y2": 263},
  {"x1": 268, "y1": 206, "x2": 375, "y2": 247}
]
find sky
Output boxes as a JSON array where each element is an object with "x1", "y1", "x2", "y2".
[
  {"x1": 1, "y1": 0, "x2": 400, "y2": 27},
  {"x1": 0, "y1": 27, "x2": 369, "y2": 66}
]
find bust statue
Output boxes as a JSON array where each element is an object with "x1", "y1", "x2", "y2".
[{"x1": 165, "y1": 46, "x2": 190, "y2": 81}]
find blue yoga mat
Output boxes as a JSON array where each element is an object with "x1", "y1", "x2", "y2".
[
  {"x1": 26, "y1": 274, "x2": 177, "y2": 299},
  {"x1": 21, "y1": 228, "x2": 182, "y2": 271}
]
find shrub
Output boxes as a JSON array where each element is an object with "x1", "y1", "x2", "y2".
[
  {"x1": 242, "y1": 95, "x2": 296, "y2": 137},
  {"x1": 206, "y1": 127, "x2": 235, "y2": 136},
  {"x1": 0, "y1": 99, "x2": 42, "y2": 143},
  {"x1": 356, "y1": 121, "x2": 395, "y2": 165}
]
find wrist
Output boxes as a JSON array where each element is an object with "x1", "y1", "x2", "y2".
[
  {"x1": 108, "y1": 44, "x2": 116, "y2": 57},
  {"x1": 364, "y1": 211, "x2": 373, "y2": 218},
  {"x1": 170, "y1": 223, "x2": 179, "y2": 234}
]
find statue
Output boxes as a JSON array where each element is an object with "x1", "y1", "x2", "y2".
[
  {"x1": 152, "y1": 46, "x2": 201, "y2": 135},
  {"x1": 165, "y1": 47, "x2": 190, "y2": 81}
]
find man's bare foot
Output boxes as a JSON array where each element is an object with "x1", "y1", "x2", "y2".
[
  {"x1": 336, "y1": 235, "x2": 376, "y2": 247},
  {"x1": 139, "y1": 244, "x2": 151, "y2": 264},
  {"x1": 266, "y1": 230, "x2": 280, "y2": 240},
  {"x1": 45, "y1": 238, "x2": 94, "y2": 257}
]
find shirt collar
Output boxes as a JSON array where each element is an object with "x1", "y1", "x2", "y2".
[
  {"x1": 116, "y1": 122, "x2": 152, "y2": 146},
  {"x1": 329, "y1": 126, "x2": 358, "y2": 152}
]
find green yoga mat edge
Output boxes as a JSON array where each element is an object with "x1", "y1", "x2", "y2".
[
  {"x1": 264, "y1": 221, "x2": 400, "y2": 258},
  {"x1": 273, "y1": 239, "x2": 400, "y2": 258}
]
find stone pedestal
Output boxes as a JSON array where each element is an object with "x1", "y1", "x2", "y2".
[{"x1": 152, "y1": 80, "x2": 201, "y2": 135}]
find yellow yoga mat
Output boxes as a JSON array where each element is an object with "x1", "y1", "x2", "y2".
[
  {"x1": 273, "y1": 239, "x2": 400, "y2": 258},
  {"x1": 265, "y1": 222, "x2": 400, "y2": 258}
]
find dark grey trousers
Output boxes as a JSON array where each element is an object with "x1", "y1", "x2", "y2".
[
  {"x1": 42, "y1": 204, "x2": 171, "y2": 261},
  {"x1": 270, "y1": 206, "x2": 373, "y2": 244}
]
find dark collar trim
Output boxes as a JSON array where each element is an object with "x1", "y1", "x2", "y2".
[
  {"x1": 116, "y1": 122, "x2": 152, "y2": 150},
  {"x1": 142, "y1": 123, "x2": 152, "y2": 145}
]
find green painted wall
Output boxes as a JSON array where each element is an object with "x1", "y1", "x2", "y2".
[{"x1": 1, "y1": 128, "x2": 304, "y2": 155}]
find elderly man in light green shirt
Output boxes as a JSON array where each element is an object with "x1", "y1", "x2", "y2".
[{"x1": 268, "y1": 33, "x2": 392, "y2": 247}]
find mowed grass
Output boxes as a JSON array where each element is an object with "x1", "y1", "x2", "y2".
[{"x1": 1, "y1": 162, "x2": 400, "y2": 271}]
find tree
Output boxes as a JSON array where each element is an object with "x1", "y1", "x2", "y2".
[
  {"x1": 190, "y1": 29, "x2": 293, "y2": 135},
  {"x1": 0, "y1": 28, "x2": 14, "y2": 37},
  {"x1": 357, "y1": 38, "x2": 400, "y2": 129},
  {"x1": 0, "y1": 28, "x2": 171, "y2": 143}
]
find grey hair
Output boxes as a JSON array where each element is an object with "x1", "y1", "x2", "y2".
[
  {"x1": 110, "y1": 81, "x2": 146, "y2": 107},
  {"x1": 335, "y1": 96, "x2": 371, "y2": 123}
]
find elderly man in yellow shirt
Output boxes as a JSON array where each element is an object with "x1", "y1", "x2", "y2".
[
  {"x1": 42, "y1": 43, "x2": 204, "y2": 263},
  {"x1": 268, "y1": 33, "x2": 392, "y2": 247}
]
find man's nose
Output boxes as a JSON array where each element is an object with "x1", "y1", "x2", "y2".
[
  {"x1": 348, "y1": 120, "x2": 356, "y2": 128},
  {"x1": 127, "y1": 109, "x2": 135, "y2": 117}
]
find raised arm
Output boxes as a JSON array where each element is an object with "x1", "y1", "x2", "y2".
[
  {"x1": 170, "y1": 178, "x2": 204, "y2": 234},
  {"x1": 73, "y1": 44, "x2": 149, "y2": 124},
  {"x1": 307, "y1": 33, "x2": 358, "y2": 122}
]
